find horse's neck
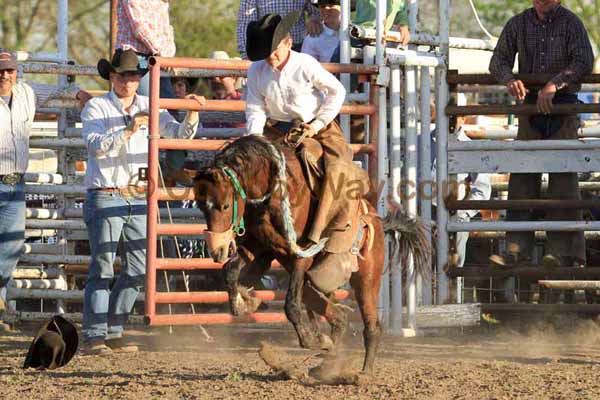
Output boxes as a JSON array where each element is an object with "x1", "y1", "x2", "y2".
[{"x1": 240, "y1": 161, "x2": 271, "y2": 200}]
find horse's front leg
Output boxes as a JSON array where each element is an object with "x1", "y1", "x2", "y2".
[
  {"x1": 224, "y1": 253, "x2": 273, "y2": 316},
  {"x1": 285, "y1": 258, "x2": 322, "y2": 350},
  {"x1": 223, "y1": 255, "x2": 247, "y2": 316}
]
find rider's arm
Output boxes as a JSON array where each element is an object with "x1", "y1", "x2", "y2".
[{"x1": 308, "y1": 57, "x2": 346, "y2": 133}]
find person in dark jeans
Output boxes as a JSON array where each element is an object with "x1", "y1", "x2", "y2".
[{"x1": 488, "y1": 0, "x2": 594, "y2": 302}]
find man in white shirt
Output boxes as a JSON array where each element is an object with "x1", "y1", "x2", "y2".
[
  {"x1": 301, "y1": 0, "x2": 341, "y2": 62},
  {"x1": 80, "y1": 49, "x2": 205, "y2": 355},
  {"x1": 245, "y1": 12, "x2": 369, "y2": 291},
  {"x1": 0, "y1": 51, "x2": 90, "y2": 330}
]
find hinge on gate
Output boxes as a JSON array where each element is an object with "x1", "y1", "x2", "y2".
[{"x1": 376, "y1": 66, "x2": 391, "y2": 87}]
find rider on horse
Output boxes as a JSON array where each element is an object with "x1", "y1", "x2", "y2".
[{"x1": 245, "y1": 11, "x2": 370, "y2": 292}]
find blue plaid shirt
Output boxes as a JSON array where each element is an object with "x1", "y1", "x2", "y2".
[{"x1": 237, "y1": 0, "x2": 319, "y2": 59}]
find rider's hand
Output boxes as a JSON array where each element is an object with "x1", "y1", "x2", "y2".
[
  {"x1": 286, "y1": 123, "x2": 315, "y2": 146},
  {"x1": 507, "y1": 79, "x2": 528, "y2": 102},
  {"x1": 301, "y1": 123, "x2": 317, "y2": 138}
]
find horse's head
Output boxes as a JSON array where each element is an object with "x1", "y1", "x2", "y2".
[{"x1": 194, "y1": 166, "x2": 247, "y2": 263}]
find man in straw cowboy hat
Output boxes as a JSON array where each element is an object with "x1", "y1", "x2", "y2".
[
  {"x1": 245, "y1": 11, "x2": 370, "y2": 292},
  {"x1": 80, "y1": 49, "x2": 206, "y2": 355}
]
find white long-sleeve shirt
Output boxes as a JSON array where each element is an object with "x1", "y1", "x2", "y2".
[
  {"x1": 81, "y1": 91, "x2": 198, "y2": 189},
  {"x1": 0, "y1": 81, "x2": 81, "y2": 175},
  {"x1": 245, "y1": 50, "x2": 346, "y2": 135}
]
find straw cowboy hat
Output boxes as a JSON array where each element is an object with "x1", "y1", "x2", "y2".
[
  {"x1": 246, "y1": 10, "x2": 301, "y2": 61},
  {"x1": 97, "y1": 49, "x2": 148, "y2": 80},
  {"x1": 23, "y1": 315, "x2": 79, "y2": 370}
]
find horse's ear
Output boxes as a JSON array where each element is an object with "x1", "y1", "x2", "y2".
[
  {"x1": 194, "y1": 168, "x2": 219, "y2": 183},
  {"x1": 209, "y1": 169, "x2": 226, "y2": 183}
]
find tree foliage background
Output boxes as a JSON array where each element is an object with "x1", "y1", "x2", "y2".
[{"x1": 0, "y1": 1, "x2": 596, "y2": 89}]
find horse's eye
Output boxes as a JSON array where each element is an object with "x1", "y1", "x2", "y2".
[{"x1": 222, "y1": 204, "x2": 230, "y2": 211}]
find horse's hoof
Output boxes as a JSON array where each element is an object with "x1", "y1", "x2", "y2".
[
  {"x1": 308, "y1": 363, "x2": 329, "y2": 381},
  {"x1": 319, "y1": 334, "x2": 334, "y2": 351},
  {"x1": 245, "y1": 296, "x2": 262, "y2": 314},
  {"x1": 231, "y1": 292, "x2": 247, "y2": 316}
]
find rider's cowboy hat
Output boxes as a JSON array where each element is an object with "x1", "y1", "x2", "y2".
[
  {"x1": 23, "y1": 315, "x2": 79, "y2": 370},
  {"x1": 311, "y1": 0, "x2": 341, "y2": 5},
  {"x1": 97, "y1": 49, "x2": 148, "y2": 81},
  {"x1": 246, "y1": 11, "x2": 301, "y2": 61}
]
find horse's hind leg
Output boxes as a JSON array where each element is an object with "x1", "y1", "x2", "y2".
[{"x1": 350, "y1": 223, "x2": 385, "y2": 374}]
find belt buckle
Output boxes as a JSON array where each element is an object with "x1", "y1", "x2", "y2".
[
  {"x1": 2, "y1": 173, "x2": 20, "y2": 185},
  {"x1": 120, "y1": 186, "x2": 145, "y2": 199}
]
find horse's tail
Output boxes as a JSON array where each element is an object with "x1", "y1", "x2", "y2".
[{"x1": 382, "y1": 208, "x2": 432, "y2": 281}]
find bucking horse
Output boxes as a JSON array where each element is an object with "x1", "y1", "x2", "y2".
[{"x1": 192, "y1": 135, "x2": 429, "y2": 376}]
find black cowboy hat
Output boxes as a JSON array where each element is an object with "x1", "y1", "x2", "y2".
[
  {"x1": 97, "y1": 48, "x2": 148, "y2": 81},
  {"x1": 246, "y1": 10, "x2": 301, "y2": 62},
  {"x1": 23, "y1": 315, "x2": 79, "y2": 370}
]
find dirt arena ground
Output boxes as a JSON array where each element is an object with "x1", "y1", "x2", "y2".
[{"x1": 2, "y1": 320, "x2": 600, "y2": 399}]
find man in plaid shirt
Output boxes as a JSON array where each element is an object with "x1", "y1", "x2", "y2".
[
  {"x1": 237, "y1": 0, "x2": 322, "y2": 59},
  {"x1": 116, "y1": 0, "x2": 176, "y2": 96},
  {"x1": 489, "y1": 1, "x2": 594, "y2": 279}
]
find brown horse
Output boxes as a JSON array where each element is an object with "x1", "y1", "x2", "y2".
[{"x1": 193, "y1": 135, "x2": 429, "y2": 374}]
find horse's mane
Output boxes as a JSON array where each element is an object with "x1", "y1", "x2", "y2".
[
  {"x1": 194, "y1": 135, "x2": 292, "y2": 188},
  {"x1": 214, "y1": 135, "x2": 279, "y2": 170}
]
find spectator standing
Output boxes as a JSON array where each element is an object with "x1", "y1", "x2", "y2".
[
  {"x1": 489, "y1": 1, "x2": 594, "y2": 270},
  {"x1": 301, "y1": 0, "x2": 341, "y2": 62},
  {"x1": 116, "y1": 0, "x2": 176, "y2": 97},
  {"x1": 205, "y1": 51, "x2": 245, "y2": 129},
  {"x1": 80, "y1": 49, "x2": 205, "y2": 355},
  {"x1": 0, "y1": 51, "x2": 89, "y2": 330},
  {"x1": 237, "y1": 0, "x2": 322, "y2": 59}
]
